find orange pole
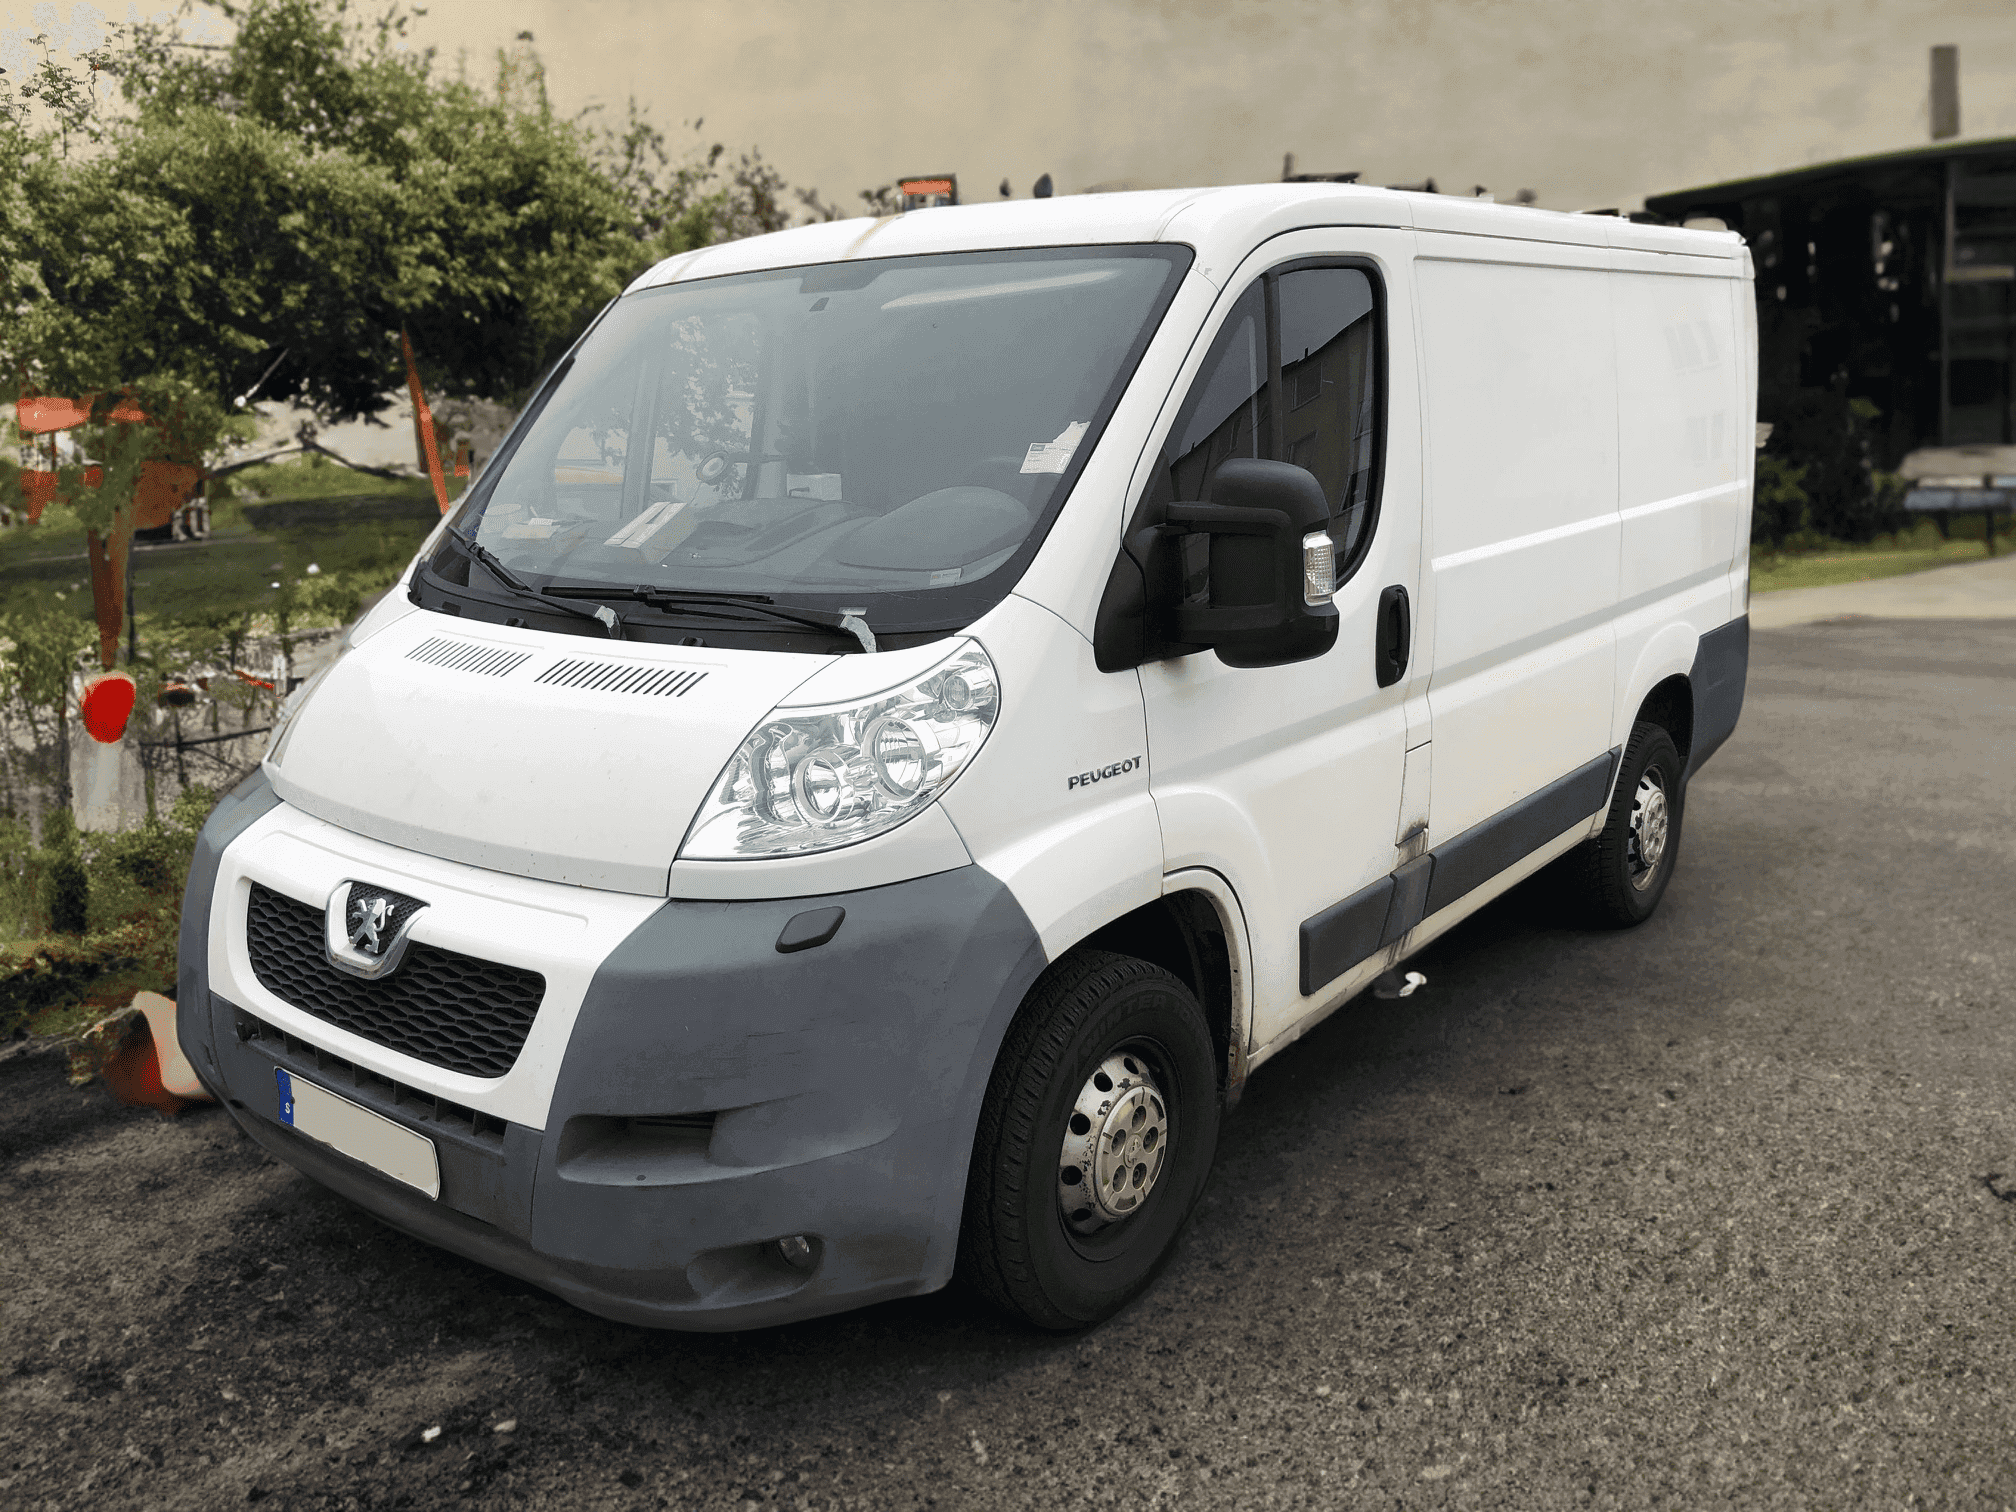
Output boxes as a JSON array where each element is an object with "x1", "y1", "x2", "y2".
[
  {"x1": 401, "y1": 327, "x2": 452, "y2": 515},
  {"x1": 84, "y1": 508, "x2": 134, "y2": 670}
]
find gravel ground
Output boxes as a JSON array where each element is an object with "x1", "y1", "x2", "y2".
[{"x1": 4, "y1": 616, "x2": 2015, "y2": 1512}]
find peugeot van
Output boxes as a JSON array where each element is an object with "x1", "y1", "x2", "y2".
[{"x1": 179, "y1": 184, "x2": 1755, "y2": 1332}]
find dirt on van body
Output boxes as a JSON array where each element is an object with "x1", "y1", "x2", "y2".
[{"x1": 4, "y1": 617, "x2": 2016, "y2": 1512}]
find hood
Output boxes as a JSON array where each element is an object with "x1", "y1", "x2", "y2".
[{"x1": 265, "y1": 610, "x2": 830, "y2": 895}]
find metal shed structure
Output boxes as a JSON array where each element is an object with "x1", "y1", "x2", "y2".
[{"x1": 1646, "y1": 138, "x2": 2016, "y2": 469}]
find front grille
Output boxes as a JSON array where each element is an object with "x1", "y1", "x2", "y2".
[
  {"x1": 245, "y1": 883, "x2": 545, "y2": 1079},
  {"x1": 235, "y1": 1009, "x2": 509, "y2": 1147}
]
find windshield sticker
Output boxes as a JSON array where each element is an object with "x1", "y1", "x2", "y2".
[
  {"x1": 605, "y1": 498, "x2": 689, "y2": 549},
  {"x1": 501, "y1": 516, "x2": 558, "y2": 540},
  {"x1": 787, "y1": 473, "x2": 845, "y2": 501},
  {"x1": 929, "y1": 568, "x2": 962, "y2": 586},
  {"x1": 1021, "y1": 421, "x2": 1090, "y2": 475}
]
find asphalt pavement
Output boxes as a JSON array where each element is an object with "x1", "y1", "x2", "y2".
[{"x1": 3, "y1": 603, "x2": 2014, "y2": 1511}]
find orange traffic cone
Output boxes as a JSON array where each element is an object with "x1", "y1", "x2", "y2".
[{"x1": 68, "y1": 991, "x2": 215, "y2": 1115}]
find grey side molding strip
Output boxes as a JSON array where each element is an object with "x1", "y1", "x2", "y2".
[
  {"x1": 1298, "y1": 747, "x2": 1621, "y2": 997},
  {"x1": 1422, "y1": 749, "x2": 1619, "y2": 917}
]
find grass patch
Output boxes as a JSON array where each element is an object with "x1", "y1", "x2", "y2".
[
  {"x1": 1752, "y1": 518, "x2": 2007, "y2": 595},
  {"x1": 1752, "y1": 539, "x2": 2002, "y2": 593},
  {"x1": 1, "y1": 456, "x2": 450, "y2": 637}
]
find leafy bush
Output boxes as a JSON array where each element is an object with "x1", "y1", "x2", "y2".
[
  {"x1": 1, "y1": 785, "x2": 212, "y2": 1036},
  {"x1": 39, "y1": 808, "x2": 88, "y2": 935},
  {"x1": 0, "y1": 926, "x2": 149, "y2": 1040},
  {"x1": 44, "y1": 852, "x2": 89, "y2": 935},
  {"x1": 0, "y1": 815, "x2": 43, "y2": 938},
  {"x1": 1762, "y1": 387, "x2": 1909, "y2": 545},
  {"x1": 1752, "y1": 456, "x2": 1810, "y2": 548}
]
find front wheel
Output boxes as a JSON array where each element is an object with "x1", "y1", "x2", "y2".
[
  {"x1": 959, "y1": 950, "x2": 1220, "y2": 1330},
  {"x1": 1567, "y1": 720, "x2": 1685, "y2": 927}
]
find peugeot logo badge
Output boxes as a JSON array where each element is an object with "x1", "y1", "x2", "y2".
[{"x1": 324, "y1": 880, "x2": 428, "y2": 980}]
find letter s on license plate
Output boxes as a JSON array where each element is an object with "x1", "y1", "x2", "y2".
[{"x1": 276, "y1": 1068, "x2": 441, "y2": 1199}]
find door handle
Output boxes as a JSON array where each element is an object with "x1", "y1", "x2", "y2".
[{"x1": 1375, "y1": 584, "x2": 1410, "y2": 688}]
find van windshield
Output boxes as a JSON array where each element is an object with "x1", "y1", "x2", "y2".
[{"x1": 438, "y1": 245, "x2": 1190, "y2": 639}]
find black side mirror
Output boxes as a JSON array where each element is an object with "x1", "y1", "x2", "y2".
[{"x1": 1095, "y1": 458, "x2": 1340, "y2": 671}]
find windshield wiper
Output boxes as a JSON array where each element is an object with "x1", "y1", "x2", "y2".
[
  {"x1": 446, "y1": 527, "x2": 624, "y2": 638},
  {"x1": 544, "y1": 585, "x2": 878, "y2": 653}
]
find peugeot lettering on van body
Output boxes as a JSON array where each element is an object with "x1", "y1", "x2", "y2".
[
  {"x1": 178, "y1": 183, "x2": 1755, "y2": 1334},
  {"x1": 1069, "y1": 757, "x2": 1143, "y2": 791}
]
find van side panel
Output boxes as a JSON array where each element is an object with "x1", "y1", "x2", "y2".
[
  {"x1": 1612, "y1": 256, "x2": 1746, "y2": 610},
  {"x1": 1607, "y1": 252, "x2": 1750, "y2": 750},
  {"x1": 1415, "y1": 242, "x2": 1621, "y2": 847}
]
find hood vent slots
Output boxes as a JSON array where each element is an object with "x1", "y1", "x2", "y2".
[
  {"x1": 407, "y1": 636, "x2": 532, "y2": 677},
  {"x1": 535, "y1": 658, "x2": 708, "y2": 697}
]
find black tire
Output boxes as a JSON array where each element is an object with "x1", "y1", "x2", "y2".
[
  {"x1": 959, "y1": 950, "x2": 1220, "y2": 1331},
  {"x1": 1567, "y1": 720, "x2": 1685, "y2": 927}
]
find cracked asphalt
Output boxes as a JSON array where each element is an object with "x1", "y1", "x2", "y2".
[{"x1": 4, "y1": 615, "x2": 2015, "y2": 1511}]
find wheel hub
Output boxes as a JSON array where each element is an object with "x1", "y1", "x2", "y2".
[
  {"x1": 1627, "y1": 768, "x2": 1669, "y2": 891},
  {"x1": 1057, "y1": 1050, "x2": 1169, "y2": 1233}
]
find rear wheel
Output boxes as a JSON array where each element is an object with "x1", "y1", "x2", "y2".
[
  {"x1": 959, "y1": 950, "x2": 1220, "y2": 1331},
  {"x1": 1567, "y1": 720, "x2": 1684, "y2": 927}
]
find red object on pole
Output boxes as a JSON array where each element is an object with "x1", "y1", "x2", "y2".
[
  {"x1": 401, "y1": 328, "x2": 453, "y2": 516},
  {"x1": 80, "y1": 671, "x2": 138, "y2": 743}
]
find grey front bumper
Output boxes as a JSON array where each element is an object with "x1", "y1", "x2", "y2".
[{"x1": 179, "y1": 775, "x2": 1050, "y2": 1331}]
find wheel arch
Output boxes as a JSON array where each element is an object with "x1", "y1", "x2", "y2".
[
  {"x1": 1620, "y1": 622, "x2": 1700, "y2": 770},
  {"x1": 1634, "y1": 672, "x2": 1695, "y2": 772},
  {"x1": 1079, "y1": 871, "x2": 1253, "y2": 1107}
]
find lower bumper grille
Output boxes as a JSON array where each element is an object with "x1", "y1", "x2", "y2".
[
  {"x1": 234, "y1": 1008, "x2": 509, "y2": 1147},
  {"x1": 245, "y1": 882, "x2": 545, "y2": 1079}
]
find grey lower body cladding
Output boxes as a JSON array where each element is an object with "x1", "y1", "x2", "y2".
[
  {"x1": 179, "y1": 774, "x2": 1049, "y2": 1331},
  {"x1": 1299, "y1": 749, "x2": 1619, "y2": 996},
  {"x1": 1296, "y1": 611, "x2": 1752, "y2": 996}
]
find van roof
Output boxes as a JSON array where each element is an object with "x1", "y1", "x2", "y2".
[{"x1": 628, "y1": 182, "x2": 1747, "y2": 294}]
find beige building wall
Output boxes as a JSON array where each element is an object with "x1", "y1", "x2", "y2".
[{"x1": 400, "y1": 0, "x2": 2016, "y2": 213}]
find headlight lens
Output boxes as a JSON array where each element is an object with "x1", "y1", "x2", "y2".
[{"x1": 680, "y1": 642, "x2": 1000, "y2": 859}]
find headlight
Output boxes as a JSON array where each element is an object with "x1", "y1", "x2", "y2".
[{"x1": 681, "y1": 642, "x2": 1000, "y2": 859}]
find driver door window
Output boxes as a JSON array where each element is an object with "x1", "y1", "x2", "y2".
[{"x1": 1159, "y1": 264, "x2": 1383, "y2": 582}]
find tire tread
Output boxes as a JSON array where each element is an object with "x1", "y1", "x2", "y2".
[
  {"x1": 1568, "y1": 720, "x2": 1684, "y2": 928},
  {"x1": 959, "y1": 949, "x2": 1212, "y2": 1330}
]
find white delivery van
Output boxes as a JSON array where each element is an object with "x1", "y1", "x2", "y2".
[{"x1": 179, "y1": 184, "x2": 1755, "y2": 1332}]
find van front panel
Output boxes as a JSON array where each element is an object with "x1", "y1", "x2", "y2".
[{"x1": 182, "y1": 774, "x2": 1050, "y2": 1329}]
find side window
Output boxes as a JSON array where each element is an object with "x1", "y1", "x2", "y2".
[
  {"x1": 1165, "y1": 283, "x2": 1267, "y2": 503},
  {"x1": 1155, "y1": 262, "x2": 1383, "y2": 582},
  {"x1": 1277, "y1": 268, "x2": 1379, "y2": 566}
]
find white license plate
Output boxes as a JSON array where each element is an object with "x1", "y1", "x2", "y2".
[{"x1": 276, "y1": 1068, "x2": 440, "y2": 1200}]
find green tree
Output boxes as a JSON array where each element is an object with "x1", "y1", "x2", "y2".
[
  {"x1": 6, "y1": 1, "x2": 836, "y2": 422},
  {"x1": 100, "y1": 2, "x2": 810, "y2": 414}
]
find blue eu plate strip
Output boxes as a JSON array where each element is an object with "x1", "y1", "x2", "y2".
[{"x1": 276, "y1": 1067, "x2": 296, "y2": 1126}]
